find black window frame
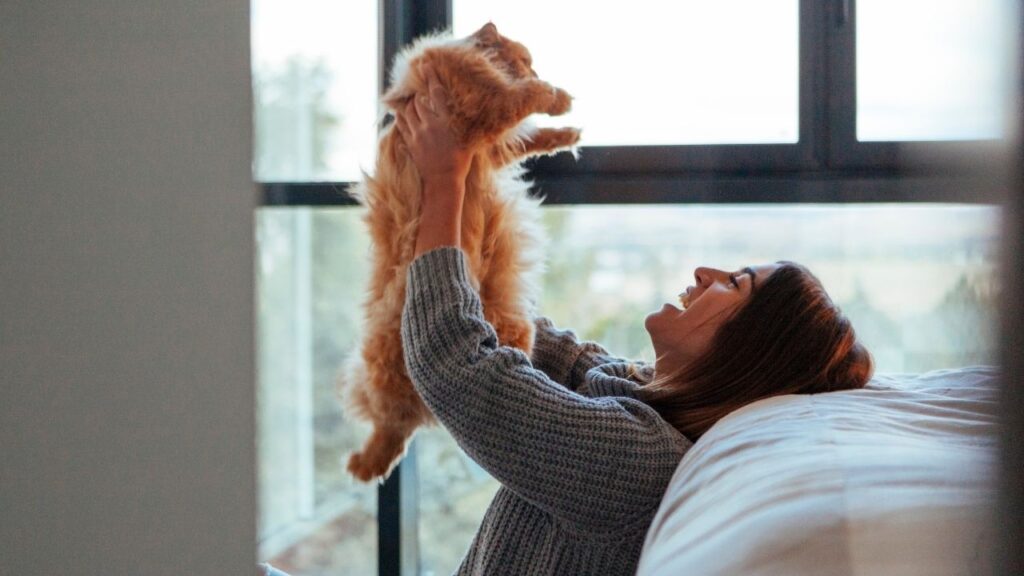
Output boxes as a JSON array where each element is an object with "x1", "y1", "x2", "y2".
[{"x1": 256, "y1": 1, "x2": 1008, "y2": 575}]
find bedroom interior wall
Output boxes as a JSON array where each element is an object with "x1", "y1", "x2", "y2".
[
  {"x1": 999, "y1": 140, "x2": 1023, "y2": 574},
  {"x1": 998, "y1": 5, "x2": 1024, "y2": 572},
  {"x1": 0, "y1": 1, "x2": 255, "y2": 574}
]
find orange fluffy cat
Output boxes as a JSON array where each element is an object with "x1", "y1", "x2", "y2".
[{"x1": 339, "y1": 22, "x2": 581, "y2": 482}]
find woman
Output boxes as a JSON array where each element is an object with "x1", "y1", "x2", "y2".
[{"x1": 390, "y1": 67, "x2": 873, "y2": 576}]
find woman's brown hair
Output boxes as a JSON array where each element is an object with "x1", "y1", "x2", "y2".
[{"x1": 637, "y1": 262, "x2": 874, "y2": 441}]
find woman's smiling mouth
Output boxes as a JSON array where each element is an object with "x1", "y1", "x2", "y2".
[{"x1": 678, "y1": 286, "x2": 694, "y2": 309}]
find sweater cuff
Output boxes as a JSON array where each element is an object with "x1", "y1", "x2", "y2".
[
  {"x1": 407, "y1": 246, "x2": 476, "y2": 306},
  {"x1": 530, "y1": 317, "x2": 587, "y2": 384},
  {"x1": 407, "y1": 243, "x2": 471, "y2": 286}
]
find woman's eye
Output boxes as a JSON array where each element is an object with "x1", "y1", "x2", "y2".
[{"x1": 729, "y1": 275, "x2": 739, "y2": 289}]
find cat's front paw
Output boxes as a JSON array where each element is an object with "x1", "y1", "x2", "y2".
[
  {"x1": 547, "y1": 86, "x2": 573, "y2": 116},
  {"x1": 561, "y1": 127, "x2": 582, "y2": 147}
]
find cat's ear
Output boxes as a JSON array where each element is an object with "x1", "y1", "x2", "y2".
[{"x1": 472, "y1": 22, "x2": 500, "y2": 45}]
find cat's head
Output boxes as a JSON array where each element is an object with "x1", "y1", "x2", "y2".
[
  {"x1": 382, "y1": 22, "x2": 537, "y2": 112},
  {"x1": 470, "y1": 22, "x2": 539, "y2": 80}
]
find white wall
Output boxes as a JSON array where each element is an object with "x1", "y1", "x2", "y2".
[{"x1": 0, "y1": 1, "x2": 256, "y2": 574}]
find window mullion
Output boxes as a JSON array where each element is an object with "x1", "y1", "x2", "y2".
[
  {"x1": 381, "y1": 0, "x2": 450, "y2": 100},
  {"x1": 826, "y1": 0, "x2": 861, "y2": 168},
  {"x1": 800, "y1": 0, "x2": 830, "y2": 169}
]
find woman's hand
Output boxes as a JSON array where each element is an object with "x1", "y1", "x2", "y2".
[
  {"x1": 395, "y1": 64, "x2": 472, "y2": 194},
  {"x1": 395, "y1": 63, "x2": 472, "y2": 257}
]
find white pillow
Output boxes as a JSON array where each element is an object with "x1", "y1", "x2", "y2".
[{"x1": 637, "y1": 366, "x2": 999, "y2": 576}]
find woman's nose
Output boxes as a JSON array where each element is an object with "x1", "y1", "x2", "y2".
[
  {"x1": 695, "y1": 267, "x2": 725, "y2": 287},
  {"x1": 694, "y1": 267, "x2": 712, "y2": 287}
]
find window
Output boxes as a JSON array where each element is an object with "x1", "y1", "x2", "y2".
[
  {"x1": 252, "y1": 1, "x2": 380, "y2": 568},
  {"x1": 857, "y1": 0, "x2": 1011, "y2": 142},
  {"x1": 256, "y1": 208, "x2": 377, "y2": 574},
  {"x1": 252, "y1": 0, "x2": 378, "y2": 181},
  {"x1": 254, "y1": 1, "x2": 1013, "y2": 574},
  {"x1": 454, "y1": 0, "x2": 800, "y2": 146},
  {"x1": 827, "y1": 0, "x2": 1017, "y2": 168}
]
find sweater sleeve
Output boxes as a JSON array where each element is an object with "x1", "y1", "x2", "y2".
[
  {"x1": 530, "y1": 316, "x2": 633, "y2": 392},
  {"x1": 401, "y1": 247, "x2": 685, "y2": 531}
]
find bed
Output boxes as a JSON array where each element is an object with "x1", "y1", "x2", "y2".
[{"x1": 637, "y1": 366, "x2": 999, "y2": 576}]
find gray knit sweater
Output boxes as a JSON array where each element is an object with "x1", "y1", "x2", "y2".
[{"x1": 401, "y1": 247, "x2": 693, "y2": 576}]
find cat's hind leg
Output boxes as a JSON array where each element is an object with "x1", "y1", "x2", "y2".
[
  {"x1": 347, "y1": 422, "x2": 414, "y2": 482},
  {"x1": 487, "y1": 307, "x2": 536, "y2": 355},
  {"x1": 346, "y1": 318, "x2": 431, "y2": 482},
  {"x1": 477, "y1": 218, "x2": 540, "y2": 355}
]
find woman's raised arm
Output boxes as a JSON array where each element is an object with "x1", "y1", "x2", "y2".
[
  {"x1": 531, "y1": 316, "x2": 637, "y2": 392},
  {"x1": 401, "y1": 247, "x2": 688, "y2": 531}
]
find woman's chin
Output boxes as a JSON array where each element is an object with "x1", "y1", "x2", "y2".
[
  {"x1": 662, "y1": 302, "x2": 686, "y2": 315},
  {"x1": 646, "y1": 303, "x2": 679, "y2": 330},
  {"x1": 644, "y1": 310, "x2": 659, "y2": 332},
  {"x1": 648, "y1": 303, "x2": 675, "y2": 320}
]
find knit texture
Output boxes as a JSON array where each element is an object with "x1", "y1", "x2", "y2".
[{"x1": 401, "y1": 247, "x2": 692, "y2": 576}]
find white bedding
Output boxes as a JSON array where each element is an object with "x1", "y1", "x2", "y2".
[{"x1": 637, "y1": 366, "x2": 999, "y2": 576}]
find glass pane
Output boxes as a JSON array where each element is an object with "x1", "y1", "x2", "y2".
[
  {"x1": 535, "y1": 205, "x2": 999, "y2": 369},
  {"x1": 256, "y1": 208, "x2": 377, "y2": 575},
  {"x1": 252, "y1": 1, "x2": 378, "y2": 181},
  {"x1": 857, "y1": 0, "x2": 1015, "y2": 142},
  {"x1": 416, "y1": 203, "x2": 1000, "y2": 575},
  {"x1": 417, "y1": 427, "x2": 501, "y2": 575},
  {"x1": 453, "y1": 1, "x2": 799, "y2": 145}
]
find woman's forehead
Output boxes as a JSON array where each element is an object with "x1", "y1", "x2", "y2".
[{"x1": 747, "y1": 263, "x2": 782, "y2": 289}]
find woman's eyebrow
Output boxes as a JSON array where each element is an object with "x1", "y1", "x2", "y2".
[{"x1": 743, "y1": 266, "x2": 757, "y2": 288}]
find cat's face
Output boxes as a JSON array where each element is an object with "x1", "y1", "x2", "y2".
[{"x1": 471, "y1": 22, "x2": 538, "y2": 80}]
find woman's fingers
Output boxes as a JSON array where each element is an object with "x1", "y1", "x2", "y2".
[
  {"x1": 414, "y1": 92, "x2": 433, "y2": 121},
  {"x1": 394, "y1": 110, "x2": 410, "y2": 140},
  {"x1": 404, "y1": 97, "x2": 421, "y2": 127},
  {"x1": 424, "y1": 66, "x2": 450, "y2": 120}
]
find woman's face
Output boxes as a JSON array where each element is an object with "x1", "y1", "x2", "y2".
[{"x1": 645, "y1": 263, "x2": 780, "y2": 373}]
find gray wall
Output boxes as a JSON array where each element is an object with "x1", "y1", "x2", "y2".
[
  {"x1": 998, "y1": 6, "x2": 1024, "y2": 573},
  {"x1": 999, "y1": 133, "x2": 1024, "y2": 574},
  {"x1": 0, "y1": 1, "x2": 255, "y2": 574}
]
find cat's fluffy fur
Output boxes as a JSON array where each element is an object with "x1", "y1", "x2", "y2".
[{"x1": 339, "y1": 22, "x2": 581, "y2": 482}]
